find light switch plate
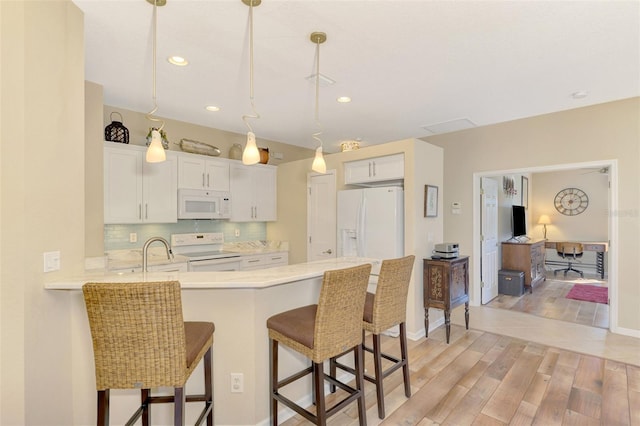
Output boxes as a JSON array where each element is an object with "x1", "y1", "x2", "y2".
[{"x1": 44, "y1": 251, "x2": 61, "y2": 272}]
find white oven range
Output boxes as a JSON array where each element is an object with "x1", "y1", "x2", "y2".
[{"x1": 170, "y1": 232, "x2": 241, "y2": 272}]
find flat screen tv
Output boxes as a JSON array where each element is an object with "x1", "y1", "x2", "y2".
[{"x1": 512, "y1": 205, "x2": 526, "y2": 238}]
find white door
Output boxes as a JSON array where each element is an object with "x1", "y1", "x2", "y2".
[
  {"x1": 481, "y1": 177, "x2": 499, "y2": 304},
  {"x1": 307, "y1": 171, "x2": 336, "y2": 261}
]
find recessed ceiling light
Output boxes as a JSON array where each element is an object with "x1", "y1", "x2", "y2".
[
  {"x1": 337, "y1": 96, "x2": 351, "y2": 103},
  {"x1": 571, "y1": 91, "x2": 588, "y2": 99},
  {"x1": 168, "y1": 56, "x2": 188, "y2": 66},
  {"x1": 205, "y1": 105, "x2": 220, "y2": 112}
]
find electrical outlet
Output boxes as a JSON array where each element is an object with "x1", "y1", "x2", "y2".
[
  {"x1": 234, "y1": 229, "x2": 240, "y2": 237},
  {"x1": 230, "y1": 373, "x2": 244, "y2": 393},
  {"x1": 129, "y1": 233, "x2": 137, "y2": 243}
]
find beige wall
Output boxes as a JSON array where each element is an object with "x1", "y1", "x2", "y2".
[
  {"x1": 85, "y1": 81, "x2": 104, "y2": 257},
  {"x1": 103, "y1": 105, "x2": 314, "y2": 166},
  {"x1": 425, "y1": 97, "x2": 640, "y2": 334},
  {"x1": 1, "y1": 1, "x2": 85, "y2": 424},
  {"x1": 530, "y1": 169, "x2": 609, "y2": 242}
]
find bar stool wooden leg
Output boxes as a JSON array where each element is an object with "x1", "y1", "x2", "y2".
[
  {"x1": 313, "y1": 362, "x2": 327, "y2": 425},
  {"x1": 329, "y1": 357, "x2": 337, "y2": 394},
  {"x1": 204, "y1": 347, "x2": 214, "y2": 426},
  {"x1": 400, "y1": 323, "x2": 411, "y2": 398},
  {"x1": 270, "y1": 339, "x2": 278, "y2": 426},
  {"x1": 354, "y1": 344, "x2": 367, "y2": 425},
  {"x1": 372, "y1": 333, "x2": 385, "y2": 418},
  {"x1": 97, "y1": 389, "x2": 109, "y2": 426},
  {"x1": 174, "y1": 388, "x2": 185, "y2": 426},
  {"x1": 141, "y1": 389, "x2": 150, "y2": 426}
]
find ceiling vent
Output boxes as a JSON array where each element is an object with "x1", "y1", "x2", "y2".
[
  {"x1": 422, "y1": 118, "x2": 477, "y2": 135},
  {"x1": 306, "y1": 73, "x2": 335, "y2": 87}
]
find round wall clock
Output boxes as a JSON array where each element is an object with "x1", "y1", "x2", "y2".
[{"x1": 554, "y1": 187, "x2": 589, "y2": 216}]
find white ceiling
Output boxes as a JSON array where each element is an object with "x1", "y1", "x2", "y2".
[{"x1": 76, "y1": 0, "x2": 639, "y2": 153}]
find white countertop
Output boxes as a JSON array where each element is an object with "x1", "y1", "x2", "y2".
[{"x1": 45, "y1": 257, "x2": 379, "y2": 291}]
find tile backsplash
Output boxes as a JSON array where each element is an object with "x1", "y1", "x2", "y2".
[{"x1": 104, "y1": 220, "x2": 266, "y2": 251}]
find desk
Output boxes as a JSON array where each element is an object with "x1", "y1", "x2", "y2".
[{"x1": 544, "y1": 241, "x2": 608, "y2": 279}]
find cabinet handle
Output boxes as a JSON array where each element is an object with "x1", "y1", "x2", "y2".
[
  {"x1": 145, "y1": 204, "x2": 148, "y2": 219},
  {"x1": 207, "y1": 173, "x2": 210, "y2": 188},
  {"x1": 248, "y1": 259, "x2": 260, "y2": 263},
  {"x1": 322, "y1": 249, "x2": 332, "y2": 254},
  {"x1": 372, "y1": 161, "x2": 376, "y2": 176},
  {"x1": 139, "y1": 204, "x2": 142, "y2": 219},
  {"x1": 202, "y1": 173, "x2": 205, "y2": 187}
]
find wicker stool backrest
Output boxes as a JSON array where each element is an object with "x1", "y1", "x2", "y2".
[
  {"x1": 82, "y1": 281, "x2": 187, "y2": 390},
  {"x1": 370, "y1": 255, "x2": 415, "y2": 333},
  {"x1": 313, "y1": 263, "x2": 372, "y2": 362}
]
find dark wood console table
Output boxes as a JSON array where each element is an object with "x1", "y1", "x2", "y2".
[{"x1": 423, "y1": 256, "x2": 469, "y2": 344}]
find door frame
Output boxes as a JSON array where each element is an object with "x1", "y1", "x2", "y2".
[{"x1": 472, "y1": 159, "x2": 618, "y2": 332}]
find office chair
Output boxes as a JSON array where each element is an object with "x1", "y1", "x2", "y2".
[{"x1": 554, "y1": 242, "x2": 584, "y2": 278}]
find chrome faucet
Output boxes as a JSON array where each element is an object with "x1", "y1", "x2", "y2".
[{"x1": 142, "y1": 237, "x2": 173, "y2": 272}]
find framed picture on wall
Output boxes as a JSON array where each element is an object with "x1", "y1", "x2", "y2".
[
  {"x1": 425, "y1": 185, "x2": 438, "y2": 217},
  {"x1": 521, "y1": 176, "x2": 529, "y2": 209}
]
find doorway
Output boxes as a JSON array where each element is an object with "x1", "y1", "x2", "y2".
[
  {"x1": 473, "y1": 160, "x2": 617, "y2": 331},
  {"x1": 307, "y1": 170, "x2": 337, "y2": 262}
]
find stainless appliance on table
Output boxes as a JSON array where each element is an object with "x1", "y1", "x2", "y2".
[{"x1": 171, "y1": 232, "x2": 241, "y2": 271}]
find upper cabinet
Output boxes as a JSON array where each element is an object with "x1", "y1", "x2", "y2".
[
  {"x1": 230, "y1": 163, "x2": 277, "y2": 222},
  {"x1": 178, "y1": 153, "x2": 230, "y2": 191},
  {"x1": 344, "y1": 153, "x2": 404, "y2": 186},
  {"x1": 104, "y1": 143, "x2": 177, "y2": 224}
]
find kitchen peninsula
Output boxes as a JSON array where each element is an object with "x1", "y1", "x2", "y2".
[{"x1": 46, "y1": 257, "x2": 376, "y2": 425}]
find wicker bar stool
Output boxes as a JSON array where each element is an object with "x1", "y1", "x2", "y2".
[
  {"x1": 267, "y1": 263, "x2": 372, "y2": 425},
  {"x1": 82, "y1": 281, "x2": 214, "y2": 426},
  {"x1": 331, "y1": 255, "x2": 415, "y2": 419}
]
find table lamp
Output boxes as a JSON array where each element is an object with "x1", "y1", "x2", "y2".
[{"x1": 538, "y1": 214, "x2": 551, "y2": 239}]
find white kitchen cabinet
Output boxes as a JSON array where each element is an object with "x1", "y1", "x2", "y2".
[
  {"x1": 344, "y1": 153, "x2": 404, "y2": 186},
  {"x1": 265, "y1": 252, "x2": 288, "y2": 267},
  {"x1": 230, "y1": 163, "x2": 277, "y2": 222},
  {"x1": 104, "y1": 143, "x2": 177, "y2": 224},
  {"x1": 240, "y1": 252, "x2": 288, "y2": 271},
  {"x1": 178, "y1": 153, "x2": 230, "y2": 191},
  {"x1": 109, "y1": 261, "x2": 189, "y2": 274}
]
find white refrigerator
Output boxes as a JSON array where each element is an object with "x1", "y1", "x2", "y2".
[{"x1": 337, "y1": 186, "x2": 404, "y2": 273}]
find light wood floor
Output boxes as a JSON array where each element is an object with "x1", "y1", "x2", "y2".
[
  {"x1": 487, "y1": 274, "x2": 609, "y2": 329},
  {"x1": 280, "y1": 325, "x2": 640, "y2": 426},
  {"x1": 283, "y1": 307, "x2": 640, "y2": 426}
]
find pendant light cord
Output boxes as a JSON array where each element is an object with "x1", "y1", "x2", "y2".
[
  {"x1": 242, "y1": 2, "x2": 260, "y2": 133},
  {"x1": 312, "y1": 38, "x2": 323, "y2": 149},
  {"x1": 146, "y1": 0, "x2": 165, "y2": 132}
]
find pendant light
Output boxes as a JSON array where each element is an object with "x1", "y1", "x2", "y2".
[
  {"x1": 241, "y1": 0, "x2": 261, "y2": 165},
  {"x1": 310, "y1": 32, "x2": 327, "y2": 174},
  {"x1": 145, "y1": 0, "x2": 166, "y2": 163}
]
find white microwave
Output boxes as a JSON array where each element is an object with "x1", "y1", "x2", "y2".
[{"x1": 178, "y1": 189, "x2": 231, "y2": 219}]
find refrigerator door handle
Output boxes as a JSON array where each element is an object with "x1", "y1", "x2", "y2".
[{"x1": 357, "y1": 196, "x2": 366, "y2": 256}]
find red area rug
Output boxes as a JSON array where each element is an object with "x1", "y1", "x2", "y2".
[{"x1": 566, "y1": 284, "x2": 608, "y2": 304}]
